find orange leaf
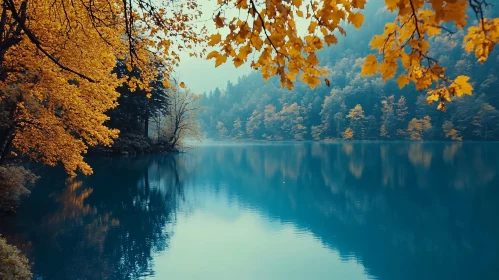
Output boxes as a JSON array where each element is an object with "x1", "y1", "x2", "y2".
[{"x1": 208, "y1": 33, "x2": 222, "y2": 46}]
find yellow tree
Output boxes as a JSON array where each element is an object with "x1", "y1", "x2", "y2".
[
  {"x1": 1, "y1": 0, "x2": 499, "y2": 175},
  {"x1": 442, "y1": 120, "x2": 463, "y2": 141},
  {"x1": 216, "y1": 121, "x2": 228, "y2": 139},
  {"x1": 0, "y1": 0, "x2": 123, "y2": 174},
  {"x1": 396, "y1": 96, "x2": 409, "y2": 123},
  {"x1": 246, "y1": 110, "x2": 264, "y2": 139},
  {"x1": 404, "y1": 116, "x2": 433, "y2": 140},
  {"x1": 346, "y1": 104, "x2": 366, "y2": 139},
  {"x1": 380, "y1": 125, "x2": 388, "y2": 138},
  {"x1": 380, "y1": 96, "x2": 395, "y2": 138},
  {"x1": 279, "y1": 103, "x2": 307, "y2": 140},
  {"x1": 343, "y1": 127, "x2": 354, "y2": 140},
  {"x1": 0, "y1": 0, "x2": 204, "y2": 174},
  {"x1": 232, "y1": 118, "x2": 245, "y2": 139}
]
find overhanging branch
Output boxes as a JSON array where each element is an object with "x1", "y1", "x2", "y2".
[{"x1": 4, "y1": 0, "x2": 97, "y2": 82}]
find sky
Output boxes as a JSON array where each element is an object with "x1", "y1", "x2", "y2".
[
  {"x1": 176, "y1": 1, "x2": 253, "y2": 95},
  {"x1": 177, "y1": 53, "x2": 252, "y2": 94},
  {"x1": 174, "y1": 0, "x2": 321, "y2": 95}
]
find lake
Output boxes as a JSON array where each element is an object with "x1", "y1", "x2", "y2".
[{"x1": 1, "y1": 142, "x2": 499, "y2": 280}]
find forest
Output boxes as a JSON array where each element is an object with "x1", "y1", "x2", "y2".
[
  {"x1": 1, "y1": 0, "x2": 499, "y2": 278},
  {"x1": 198, "y1": 1, "x2": 499, "y2": 141}
]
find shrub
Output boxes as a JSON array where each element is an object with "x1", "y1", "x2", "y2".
[
  {"x1": 0, "y1": 166, "x2": 38, "y2": 213},
  {"x1": 112, "y1": 133, "x2": 153, "y2": 154},
  {"x1": 0, "y1": 236, "x2": 32, "y2": 280}
]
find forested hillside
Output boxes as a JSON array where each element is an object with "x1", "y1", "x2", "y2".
[{"x1": 198, "y1": 2, "x2": 499, "y2": 141}]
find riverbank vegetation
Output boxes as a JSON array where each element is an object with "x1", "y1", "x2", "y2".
[
  {"x1": 0, "y1": 235, "x2": 32, "y2": 280},
  {"x1": 0, "y1": 166, "x2": 37, "y2": 212}
]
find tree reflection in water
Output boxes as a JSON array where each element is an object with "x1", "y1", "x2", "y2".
[
  {"x1": 193, "y1": 142, "x2": 499, "y2": 280},
  {"x1": 0, "y1": 155, "x2": 193, "y2": 280},
  {"x1": 0, "y1": 143, "x2": 498, "y2": 280}
]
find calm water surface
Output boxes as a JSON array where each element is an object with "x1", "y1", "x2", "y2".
[{"x1": 1, "y1": 142, "x2": 499, "y2": 280}]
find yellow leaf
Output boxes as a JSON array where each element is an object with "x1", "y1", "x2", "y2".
[
  {"x1": 162, "y1": 80, "x2": 171, "y2": 88},
  {"x1": 426, "y1": 25, "x2": 441, "y2": 37},
  {"x1": 215, "y1": 55, "x2": 227, "y2": 67},
  {"x1": 308, "y1": 21, "x2": 318, "y2": 33},
  {"x1": 251, "y1": 35, "x2": 263, "y2": 50},
  {"x1": 180, "y1": 82, "x2": 186, "y2": 88},
  {"x1": 361, "y1": 54, "x2": 378, "y2": 76},
  {"x1": 396, "y1": 74, "x2": 409, "y2": 89},
  {"x1": 426, "y1": 92, "x2": 439, "y2": 104},
  {"x1": 301, "y1": 73, "x2": 321, "y2": 89},
  {"x1": 453, "y1": 75, "x2": 473, "y2": 96},
  {"x1": 292, "y1": 0, "x2": 302, "y2": 8},
  {"x1": 384, "y1": 23, "x2": 398, "y2": 34},
  {"x1": 324, "y1": 35, "x2": 338, "y2": 46},
  {"x1": 370, "y1": 35, "x2": 385, "y2": 49},
  {"x1": 352, "y1": 0, "x2": 366, "y2": 9},
  {"x1": 233, "y1": 57, "x2": 244, "y2": 68},
  {"x1": 306, "y1": 53, "x2": 319, "y2": 65},
  {"x1": 238, "y1": 44, "x2": 252, "y2": 60},
  {"x1": 348, "y1": 12, "x2": 364, "y2": 29},
  {"x1": 385, "y1": 0, "x2": 398, "y2": 12},
  {"x1": 208, "y1": 33, "x2": 222, "y2": 46},
  {"x1": 379, "y1": 61, "x2": 397, "y2": 81},
  {"x1": 206, "y1": 51, "x2": 219, "y2": 59}
]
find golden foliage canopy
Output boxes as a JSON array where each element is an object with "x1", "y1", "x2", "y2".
[
  {"x1": 343, "y1": 127, "x2": 354, "y2": 140},
  {"x1": 407, "y1": 116, "x2": 433, "y2": 140},
  {"x1": 361, "y1": 0, "x2": 498, "y2": 110},
  {"x1": 0, "y1": 0, "x2": 204, "y2": 174},
  {"x1": 208, "y1": 0, "x2": 498, "y2": 110},
  {"x1": 1, "y1": 0, "x2": 498, "y2": 174}
]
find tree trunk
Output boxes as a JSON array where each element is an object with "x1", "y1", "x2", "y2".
[
  {"x1": 0, "y1": 126, "x2": 14, "y2": 165},
  {"x1": 144, "y1": 114, "x2": 149, "y2": 138},
  {"x1": 156, "y1": 114, "x2": 161, "y2": 142},
  {"x1": 171, "y1": 136, "x2": 178, "y2": 148}
]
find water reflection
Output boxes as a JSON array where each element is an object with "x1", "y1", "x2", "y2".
[
  {"x1": 1, "y1": 156, "x2": 192, "y2": 279},
  {"x1": 1, "y1": 142, "x2": 498, "y2": 280},
  {"x1": 192, "y1": 142, "x2": 499, "y2": 280}
]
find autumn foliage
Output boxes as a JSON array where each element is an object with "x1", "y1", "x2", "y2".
[
  {"x1": 361, "y1": 0, "x2": 498, "y2": 110},
  {"x1": 0, "y1": 0, "x2": 498, "y2": 174},
  {"x1": 0, "y1": 0, "x2": 203, "y2": 174},
  {"x1": 208, "y1": 0, "x2": 498, "y2": 111}
]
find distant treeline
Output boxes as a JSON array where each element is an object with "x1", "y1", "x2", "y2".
[{"x1": 197, "y1": 4, "x2": 499, "y2": 141}]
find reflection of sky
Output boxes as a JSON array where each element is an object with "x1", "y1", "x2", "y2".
[
  {"x1": 3, "y1": 142, "x2": 498, "y2": 280},
  {"x1": 151, "y1": 181, "x2": 372, "y2": 280},
  {"x1": 142, "y1": 142, "x2": 499, "y2": 280}
]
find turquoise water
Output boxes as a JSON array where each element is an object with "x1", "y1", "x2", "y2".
[{"x1": 1, "y1": 142, "x2": 499, "y2": 280}]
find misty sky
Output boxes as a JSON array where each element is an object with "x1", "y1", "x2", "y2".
[
  {"x1": 177, "y1": 53, "x2": 252, "y2": 94},
  {"x1": 176, "y1": 1, "x2": 253, "y2": 95},
  {"x1": 173, "y1": 0, "x2": 350, "y2": 95}
]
